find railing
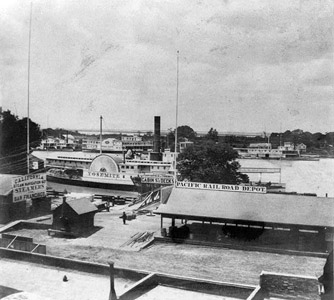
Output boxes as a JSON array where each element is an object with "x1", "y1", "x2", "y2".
[
  {"x1": 125, "y1": 160, "x2": 172, "y2": 166},
  {"x1": 240, "y1": 167, "x2": 281, "y2": 173},
  {"x1": 0, "y1": 234, "x2": 46, "y2": 254}
]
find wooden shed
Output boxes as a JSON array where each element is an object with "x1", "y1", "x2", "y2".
[{"x1": 52, "y1": 197, "x2": 98, "y2": 235}]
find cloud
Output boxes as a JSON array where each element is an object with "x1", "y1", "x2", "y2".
[{"x1": 0, "y1": 0, "x2": 333, "y2": 133}]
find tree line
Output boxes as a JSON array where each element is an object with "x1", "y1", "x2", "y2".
[
  {"x1": 165, "y1": 126, "x2": 334, "y2": 156},
  {"x1": 1, "y1": 109, "x2": 333, "y2": 177}
]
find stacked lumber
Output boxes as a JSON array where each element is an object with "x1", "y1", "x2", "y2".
[{"x1": 120, "y1": 231, "x2": 154, "y2": 251}]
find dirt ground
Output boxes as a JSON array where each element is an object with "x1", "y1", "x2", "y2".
[{"x1": 5, "y1": 205, "x2": 326, "y2": 286}]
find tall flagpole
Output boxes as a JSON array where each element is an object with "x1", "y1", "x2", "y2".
[
  {"x1": 174, "y1": 50, "x2": 179, "y2": 185},
  {"x1": 100, "y1": 115, "x2": 103, "y2": 154},
  {"x1": 27, "y1": 2, "x2": 33, "y2": 174}
]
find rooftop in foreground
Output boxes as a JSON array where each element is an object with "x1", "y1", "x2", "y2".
[{"x1": 0, "y1": 258, "x2": 127, "y2": 300}]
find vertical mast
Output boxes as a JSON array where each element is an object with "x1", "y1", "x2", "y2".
[
  {"x1": 279, "y1": 123, "x2": 282, "y2": 182},
  {"x1": 27, "y1": 2, "x2": 33, "y2": 174},
  {"x1": 174, "y1": 50, "x2": 179, "y2": 184},
  {"x1": 100, "y1": 115, "x2": 103, "y2": 154}
]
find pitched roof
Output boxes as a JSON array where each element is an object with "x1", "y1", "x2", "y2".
[
  {"x1": 0, "y1": 174, "x2": 18, "y2": 196},
  {"x1": 66, "y1": 198, "x2": 98, "y2": 215},
  {"x1": 156, "y1": 187, "x2": 334, "y2": 228}
]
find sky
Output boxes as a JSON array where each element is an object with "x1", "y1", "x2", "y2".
[{"x1": 0, "y1": 0, "x2": 333, "y2": 134}]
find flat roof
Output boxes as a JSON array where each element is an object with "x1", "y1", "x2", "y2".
[
  {"x1": 136, "y1": 285, "x2": 235, "y2": 300},
  {"x1": 156, "y1": 187, "x2": 334, "y2": 228},
  {"x1": 0, "y1": 259, "x2": 133, "y2": 300}
]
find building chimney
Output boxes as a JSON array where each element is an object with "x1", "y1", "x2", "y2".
[
  {"x1": 108, "y1": 261, "x2": 117, "y2": 300},
  {"x1": 61, "y1": 196, "x2": 66, "y2": 218},
  {"x1": 153, "y1": 116, "x2": 161, "y2": 153}
]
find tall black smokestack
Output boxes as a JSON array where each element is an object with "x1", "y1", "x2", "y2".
[{"x1": 154, "y1": 116, "x2": 161, "y2": 153}]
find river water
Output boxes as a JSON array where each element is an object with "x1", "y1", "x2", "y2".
[
  {"x1": 33, "y1": 151, "x2": 334, "y2": 197},
  {"x1": 239, "y1": 158, "x2": 334, "y2": 197}
]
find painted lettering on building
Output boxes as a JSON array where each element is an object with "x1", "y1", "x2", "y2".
[
  {"x1": 176, "y1": 181, "x2": 266, "y2": 193},
  {"x1": 12, "y1": 173, "x2": 47, "y2": 202}
]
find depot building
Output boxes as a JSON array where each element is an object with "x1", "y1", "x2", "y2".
[{"x1": 155, "y1": 181, "x2": 334, "y2": 253}]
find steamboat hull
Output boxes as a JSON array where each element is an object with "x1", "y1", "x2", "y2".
[{"x1": 47, "y1": 175, "x2": 137, "y2": 192}]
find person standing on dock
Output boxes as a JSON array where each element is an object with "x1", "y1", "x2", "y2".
[{"x1": 121, "y1": 212, "x2": 127, "y2": 225}]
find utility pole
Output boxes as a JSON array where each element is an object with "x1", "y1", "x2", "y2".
[
  {"x1": 174, "y1": 50, "x2": 179, "y2": 185},
  {"x1": 27, "y1": 2, "x2": 33, "y2": 174},
  {"x1": 100, "y1": 115, "x2": 103, "y2": 154}
]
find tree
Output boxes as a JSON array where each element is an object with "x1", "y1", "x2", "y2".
[
  {"x1": 177, "y1": 140, "x2": 249, "y2": 184},
  {"x1": 205, "y1": 128, "x2": 218, "y2": 142},
  {"x1": 0, "y1": 111, "x2": 42, "y2": 156},
  {"x1": 166, "y1": 125, "x2": 197, "y2": 151},
  {"x1": 177, "y1": 125, "x2": 197, "y2": 141},
  {"x1": 0, "y1": 110, "x2": 42, "y2": 174}
]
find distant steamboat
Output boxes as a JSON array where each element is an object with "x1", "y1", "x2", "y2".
[{"x1": 235, "y1": 142, "x2": 303, "y2": 159}]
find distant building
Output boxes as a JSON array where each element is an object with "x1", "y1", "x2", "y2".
[
  {"x1": 179, "y1": 141, "x2": 194, "y2": 153},
  {"x1": 40, "y1": 137, "x2": 70, "y2": 149},
  {"x1": 41, "y1": 137, "x2": 57, "y2": 149},
  {"x1": 278, "y1": 142, "x2": 295, "y2": 151},
  {"x1": 296, "y1": 143, "x2": 307, "y2": 153},
  {"x1": 61, "y1": 133, "x2": 75, "y2": 147}
]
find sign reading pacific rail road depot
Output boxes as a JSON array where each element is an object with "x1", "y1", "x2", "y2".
[
  {"x1": 12, "y1": 173, "x2": 47, "y2": 202},
  {"x1": 176, "y1": 181, "x2": 267, "y2": 193}
]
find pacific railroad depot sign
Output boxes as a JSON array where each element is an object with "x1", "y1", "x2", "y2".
[
  {"x1": 12, "y1": 173, "x2": 47, "y2": 202},
  {"x1": 176, "y1": 181, "x2": 267, "y2": 193}
]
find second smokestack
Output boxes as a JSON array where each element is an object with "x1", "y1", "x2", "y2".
[{"x1": 153, "y1": 116, "x2": 161, "y2": 153}]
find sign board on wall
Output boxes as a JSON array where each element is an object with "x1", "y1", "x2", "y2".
[
  {"x1": 176, "y1": 181, "x2": 267, "y2": 193},
  {"x1": 12, "y1": 173, "x2": 47, "y2": 202},
  {"x1": 141, "y1": 176, "x2": 174, "y2": 185}
]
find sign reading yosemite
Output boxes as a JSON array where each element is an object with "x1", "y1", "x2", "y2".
[
  {"x1": 12, "y1": 173, "x2": 47, "y2": 202},
  {"x1": 176, "y1": 181, "x2": 267, "y2": 193}
]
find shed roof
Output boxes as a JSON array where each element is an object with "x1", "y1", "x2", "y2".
[
  {"x1": 66, "y1": 198, "x2": 98, "y2": 215},
  {"x1": 156, "y1": 187, "x2": 334, "y2": 228},
  {"x1": 0, "y1": 174, "x2": 18, "y2": 196}
]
